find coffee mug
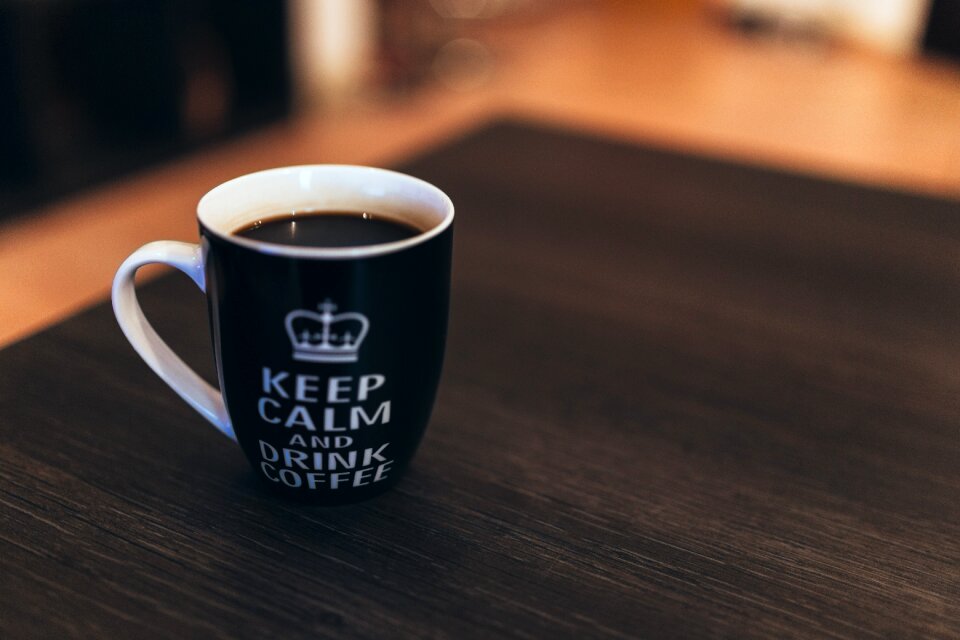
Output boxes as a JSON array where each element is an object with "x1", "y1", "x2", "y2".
[{"x1": 112, "y1": 166, "x2": 454, "y2": 503}]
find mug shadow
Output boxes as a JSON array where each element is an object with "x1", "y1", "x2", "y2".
[{"x1": 206, "y1": 466, "x2": 475, "y2": 632}]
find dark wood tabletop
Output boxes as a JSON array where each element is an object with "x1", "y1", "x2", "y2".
[{"x1": 2, "y1": 120, "x2": 959, "y2": 639}]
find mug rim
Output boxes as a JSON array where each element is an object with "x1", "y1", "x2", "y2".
[{"x1": 197, "y1": 165, "x2": 455, "y2": 260}]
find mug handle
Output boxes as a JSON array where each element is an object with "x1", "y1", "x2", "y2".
[{"x1": 112, "y1": 241, "x2": 235, "y2": 440}]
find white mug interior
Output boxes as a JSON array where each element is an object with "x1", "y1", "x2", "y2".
[{"x1": 197, "y1": 165, "x2": 454, "y2": 259}]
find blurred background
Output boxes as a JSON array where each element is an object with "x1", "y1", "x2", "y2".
[{"x1": 1, "y1": 0, "x2": 959, "y2": 344}]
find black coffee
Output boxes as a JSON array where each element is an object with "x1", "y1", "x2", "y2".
[{"x1": 235, "y1": 211, "x2": 420, "y2": 247}]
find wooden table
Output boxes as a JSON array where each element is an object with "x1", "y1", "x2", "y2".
[{"x1": 1, "y1": 120, "x2": 958, "y2": 638}]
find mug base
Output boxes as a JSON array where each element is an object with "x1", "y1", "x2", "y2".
[{"x1": 251, "y1": 470, "x2": 404, "y2": 505}]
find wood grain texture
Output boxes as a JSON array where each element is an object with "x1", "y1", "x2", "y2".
[{"x1": 1, "y1": 121, "x2": 959, "y2": 639}]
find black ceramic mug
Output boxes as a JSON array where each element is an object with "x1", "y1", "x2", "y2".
[{"x1": 112, "y1": 166, "x2": 454, "y2": 503}]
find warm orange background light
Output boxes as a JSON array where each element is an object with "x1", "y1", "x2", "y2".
[{"x1": 1, "y1": 0, "x2": 958, "y2": 347}]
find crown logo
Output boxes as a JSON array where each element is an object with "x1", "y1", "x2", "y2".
[{"x1": 284, "y1": 300, "x2": 369, "y2": 363}]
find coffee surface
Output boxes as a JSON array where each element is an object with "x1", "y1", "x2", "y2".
[{"x1": 234, "y1": 211, "x2": 420, "y2": 248}]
